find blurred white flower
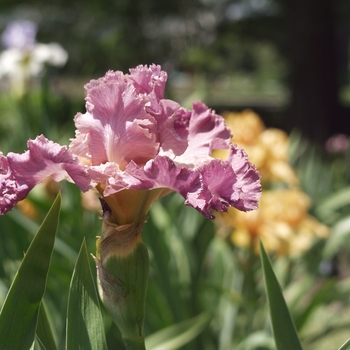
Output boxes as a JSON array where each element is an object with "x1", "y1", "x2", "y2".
[
  {"x1": 0, "y1": 20, "x2": 68, "y2": 97},
  {"x1": 33, "y1": 43, "x2": 68, "y2": 67}
]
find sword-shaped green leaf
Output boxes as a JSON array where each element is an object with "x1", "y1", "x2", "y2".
[
  {"x1": 35, "y1": 301, "x2": 57, "y2": 350},
  {"x1": 259, "y1": 240, "x2": 303, "y2": 350},
  {"x1": 338, "y1": 338, "x2": 350, "y2": 350},
  {"x1": 145, "y1": 313, "x2": 210, "y2": 350},
  {"x1": 0, "y1": 193, "x2": 61, "y2": 350},
  {"x1": 66, "y1": 239, "x2": 107, "y2": 350}
]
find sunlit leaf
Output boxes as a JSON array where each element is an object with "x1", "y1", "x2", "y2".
[
  {"x1": 145, "y1": 313, "x2": 210, "y2": 350},
  {"x1": 293, "y1": 279, "x2": 335, "y2": 332},
  {"x1": 338, "y1": 338, "x2": 350, "y2": 350},
  {"x1": 259, "y1": 240, "x2": 303, "y2": 350},
  {"x1": 66, "y1": 239, "x2": 107, "y2": 350},
  {"x1": 316, "y1": 186, "x2": 350, "y2": 220},
  {"x1": 34, "y1": 335, "x2": 48, "y2": 350},
  {"x1": 235, "y1": 330, "x2": 275, "y2": 350},
  {"x1": 323, "y1": 215, "x2": 350, "y2": 258},
  {"x1": 0, "y1": 193, "x2": 61, "y2": 350}
]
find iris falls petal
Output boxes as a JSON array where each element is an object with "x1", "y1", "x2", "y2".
[{"x1": 0, "y1": 65, "x2": 261, "y2": 220}]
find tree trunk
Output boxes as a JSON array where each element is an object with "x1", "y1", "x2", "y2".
[{"x1": 285, "y1": 0, "x2": 347, "y2": 142}]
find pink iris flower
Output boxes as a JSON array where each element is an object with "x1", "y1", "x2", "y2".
[{"x1": 0, "y1": 64, "x2": 261, "y2": 224}]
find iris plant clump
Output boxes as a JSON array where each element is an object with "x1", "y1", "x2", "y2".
[{"x1": 0, "y1": 64, "x2": 261, "y2": 348}]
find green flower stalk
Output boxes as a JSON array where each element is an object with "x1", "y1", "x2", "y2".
[{"x1": 95, "y1": 202, "x2": 149, "y2": 349}]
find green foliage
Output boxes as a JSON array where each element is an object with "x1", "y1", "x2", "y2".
[
  {"x1": 260, "y1": 240, "x2": 303, "y2": 350},
  {"x1": 66, "y1": 240, "x2": 107, "y2": 350},
  {"x1": 36, "y1": 302, "x2": 58, "y2": 350},
  {"x1": 145, "y1": 313, "x2": 211, "y2": 350},
  {"x1": 338, "y1": 338, "x2": 350, "y2": 350},
  {"x1": 2, "y1": 76, "x2": 350, "y2": 349},
  {"x1": 0, "y1": 193, "x2": 61, "y2": 350}
]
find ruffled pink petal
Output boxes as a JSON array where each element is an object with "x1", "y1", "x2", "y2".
[
  {"x1": 87, "y1": 162, "x2": 128, "y2": 195},
  {"x1": 227, "y1": 145, "x2": 262, "y2": 211},
  {"x1": 128, "y1": 64, "x2": 167, "y2": 99},
  {"x1": 148, "y1": 99, "x2": 189, "y2": 157},
  {"x1": 0, "y1": 152, "x2": 29, "y2": 214},
  {"x1": 148, "y1": 100, "x2": 232, "y2": 165},
  {"x1": 69, "y1": 127, "x2": 90, "y2": 162},
  {"x1": 123, "y1": 156, "x2": 200, "y2": 194},
  {"x1": 115, "y1": 119, "x2": 159, "y2": 169},
  {"x1": 185, "y1": 146, "x2": 261, "y2": 218},
  {"x1": 86, "y1": 156, "x2": 200, "y2": 202},
  {"x1": 1, "y1": 65, "x2": 262, "y2": 220},
  {"x1": 186, "y1": 160, "x2": 238, "y2": 218},
  {"x1": 171, "y1": 101, "x2": 232, "y2": 167},
  {"x1": 6, "y1": 135, "x2": 90, "y2": 194},
  {"x1": 105, "y1": 148, "x2": 261, "y2": 219},
  {"x1": 70, "y1": 69, "x2": 161, "y2": 169}
]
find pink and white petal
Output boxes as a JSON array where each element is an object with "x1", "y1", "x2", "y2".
[
  {"x1": 7, "y1": 135, "x2": 91, "y2": 191},
  {"x1": 72, "y1": 71, "x2": 160, "y2": 167},
  {"x1": 185, "y1": 152, "x2": 261, "y2": 219},
  {"x1": 85, "y1": 77, "x2": 136, "y2": 126},
  {"x1": 110, "y1": 119, "x2": 159, "y2": 169},
  {"x1": 84, "y1": 70, "x2": 125, "y2": 117},
  {"x1": 184, "y1": 160, "x2": 237, "y2": 219},
  {"x1": 111, "y1": 152, "x2": 260, "y2": 219},
  {"x1": 87, "y1": 162, "x2": 127, "y2": 195},
  {"x1": 189, "y1": 101, "x2": 231, "y2": 150},
  {"x1": 120, "y1": 156, "x2": 233, "y2": 219},
  {"x1": 173, "y1": 101, "x2": 231, "y2": 167},
  {"x1": 227, "y1": 145, "x2": 262, "y2": 211},
  {"x1": 72, "y1": 111, "x2": 111, "y2": 165},
  {"x1": 121, "y1": 156, "x2": 200, "y2": 195},
  {"x1": 69, "y1": 128, "x2": 91, "y2": 163},
  {"x1": 128, "y1": 64, "x2": 167, "y2": 99},
  {"x1": 84, "y1": 70, "x2": 154, "y2": 129},
  {"x1": 149, "y1": 100, "x2": 189, "y2": 157},
  {"x1": 0, "y1": 152, "x2": 29, "y2": 214}
]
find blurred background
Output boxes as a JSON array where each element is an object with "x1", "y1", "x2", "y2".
[
  {"x1": 1, "y1": 1, "x2": 350, "y2": 349},
  {"x1": 1, "y1": 0, "x2": 350, "y2": 143}
]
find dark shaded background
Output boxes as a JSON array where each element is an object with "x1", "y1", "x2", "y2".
[{"x1": 1, "y1": 0, "x2": 350, "y2": 143}]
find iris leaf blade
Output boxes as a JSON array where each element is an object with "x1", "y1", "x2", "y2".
[
  {"x1": 66, "y1": 239, "x2": 107, "y2": 350},
  {"x1": 338, "y1": 338, "x2": 350, "y2": 350},
  {"x1": 145, "y1": 313, "x2": 210, "y2": 350},
  {"x1": 36, "y1": 301, "x2": 58, "y2": 350},
  {"x1": 259, "y1": 240, "x2": 303, "y2": 350},
  {"x1": 0, "y1": 193, "x2": 61, "y2": 350}
]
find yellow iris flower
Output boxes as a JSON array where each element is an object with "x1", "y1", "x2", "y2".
[{"x1": 215, "y1": 110, "x2": 329, "y2": 256}]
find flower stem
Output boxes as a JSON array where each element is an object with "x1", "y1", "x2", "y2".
[{"x1": 95, "y1": 217, "x2": 149, "y2": 349}]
